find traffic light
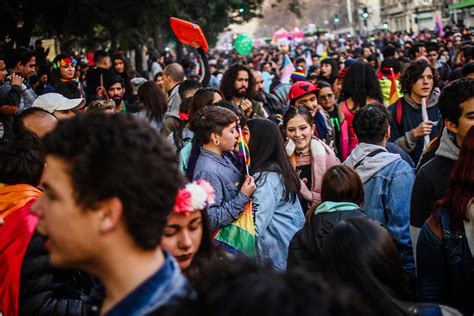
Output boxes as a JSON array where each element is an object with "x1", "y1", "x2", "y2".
[
  {"x1": 334, "y1": 14, "x2": 340, "y2": 24},
  {"x1": 362, "y1": 7, "x2": 369, "y2": 20}
]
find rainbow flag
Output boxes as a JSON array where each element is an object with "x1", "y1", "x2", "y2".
[
  {"x1": 434, "y1": 16, "x2": 444, "y2": 37},
  {"x1": 213, "y1": 127, "x2": 256, "y2": 258},
  {"x1": 388, "y1": 68, "x2": 401, "y2": 105},
  {"x1": 214, "y1": 201, "x2": 256, "y2": 258},
  {"x1": 238, "y1": 128, "x2": 250, "y2": 175},
  {"x1": 281, "y1": 54, "x2": 296, "y2": 84}
]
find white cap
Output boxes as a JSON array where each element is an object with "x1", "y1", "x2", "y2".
[{"x1": 32, "y1": 93, "x2": 85, "y2": 113}]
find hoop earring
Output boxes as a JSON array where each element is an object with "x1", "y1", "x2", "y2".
[{"x1": 213, "y1": 139, "x2": 220, "y2": 146}]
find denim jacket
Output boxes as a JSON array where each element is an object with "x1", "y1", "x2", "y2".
[
  {"x1": 102, "y1": 251, "x2": 190, "y2": 316},
  {"x1": 193, "y1": 148, "x2": 250, "y2": 231},
  {"x1": 417, "y1": 209, "x2": 474, "y2": 316},
  {"x1": 253, "y1": 171, "x2": 305, "y2": 271},
  {"x1": 344, "y1": 144, "x2": 415, "y2": 278}
]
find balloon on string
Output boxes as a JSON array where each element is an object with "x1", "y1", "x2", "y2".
[{"x1": 234, "y1": 34, "x2": 254, "y2": 56}]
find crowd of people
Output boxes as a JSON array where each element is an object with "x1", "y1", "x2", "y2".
[{"x1": 0, "y1": 26, "x2": 474, "y2": 316}]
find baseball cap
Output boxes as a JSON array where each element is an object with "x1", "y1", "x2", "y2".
[{"x1": 32, "y1": 93, "x2": 85, "y2": 113}]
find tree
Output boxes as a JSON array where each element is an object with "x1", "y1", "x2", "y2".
[{"x1": 0, "y1": 0, "x2": 265, "y2": 57}]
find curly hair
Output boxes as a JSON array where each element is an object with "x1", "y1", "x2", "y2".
[
  {"x1": 399, "y1": 60, "x2": 439, "y2": 95},
  {"x1": 0, "y1": 133, "x2": 44, "y2": 186},
  {"x1": 220, "y1": 64, "x2": 255, "y2": 101},
  {"x1": 353, "y1": 102, "x2": 390, "y2": 144},
  {"x1": 438, "y1": 78, "x2": 474, "y2": 125},
  {"x1": 41, "y1": 113, "x2": 184, "y2": 249}
]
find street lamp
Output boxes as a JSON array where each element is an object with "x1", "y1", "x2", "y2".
[{"x1": 383, "y1": 21, "x2": 389, "y2": 29}]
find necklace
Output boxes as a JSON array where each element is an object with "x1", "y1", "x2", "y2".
[{"x1": 295, "y1": 148, "x2": 310, "y2": 156}]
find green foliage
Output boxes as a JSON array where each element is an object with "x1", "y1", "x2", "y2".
[{"x1": 0, "y1": 0, "x2": 264, "y2": 51}]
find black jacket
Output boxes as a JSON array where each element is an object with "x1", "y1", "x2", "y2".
[
  {"x1": 0, "y1": 82, "x2": 22, "y2": 142},
  {"x1": 287, "y1": 209, "x2": 367, "y2": 273},
  {"x1": 19, "y1": 232, "x2": 97, "y2": 316},
  {"x1": 84, "y1": 67, "x2": 112, "y2": 100},
  {"x1": 410, "y1": 129, "x2": 459, "y2": 232}
]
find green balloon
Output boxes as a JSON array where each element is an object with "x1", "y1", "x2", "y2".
[{"x1": 234, "y1": 34, "x2": 253, "y2": 56}]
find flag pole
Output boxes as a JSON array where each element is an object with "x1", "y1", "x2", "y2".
[
  {"x1": 421, "y1": 97, "x2": 430, "y2": 149},
  {"x1": 239, "y1": 127, "x2": 250, "y2": 176},
  {"x1": 389, "y1": 67, "x2": 400, "y2": 100}
]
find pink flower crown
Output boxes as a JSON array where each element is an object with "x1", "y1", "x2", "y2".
[{"x1": 173, "y1": 180, "x2": 216, "y2": 215}]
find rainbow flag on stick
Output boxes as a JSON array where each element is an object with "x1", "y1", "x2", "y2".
[
  {"x1": 281, "y1": 54, "x2": 296, "y2": 84},
  {"x1": 213, "y1": 127, "x2": 256, "y2": 258},
  {"x1": 238, "y1": 128, "x2": 250, "y2": 175},
  {"x1": 388, "y1": 68, "x2": 401, "y2": 105}
]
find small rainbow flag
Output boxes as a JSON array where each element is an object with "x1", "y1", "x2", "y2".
[
  {"x1": 213, "y1": 127, "x2": 256, "y2": 258},
  {"x1": 238, "y1": 127, "x2": 250, "y2": 175},
  {"x1": 388, "y1": 68, "x2": 401, "y2": 105}
]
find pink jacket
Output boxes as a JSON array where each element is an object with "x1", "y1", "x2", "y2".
[{"x1": 287, "y1": 138, "x2": 340, "y2": 207}]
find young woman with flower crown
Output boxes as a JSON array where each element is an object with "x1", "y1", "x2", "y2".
[
  {"x1": 161, "y1": 179, "x2": 220, "y2": 281},
  {"x1": 46, "y1": 53, "x2": 84, "y2": 98}
]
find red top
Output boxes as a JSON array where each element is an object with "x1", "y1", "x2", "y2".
[{"x1": 340, "y1": 100, "x2": 359, "y2": 161}]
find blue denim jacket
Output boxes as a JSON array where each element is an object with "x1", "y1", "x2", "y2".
[
  {"x1": 104, "y1": 251, "x2": 190, "y2": 316},
  {"x1": 417, "y1": 209, "x2": 474, "y2": 315},
  {"x1": 361, "y1": 158, "x2": 416, "y2": 278},
  {"x1": 253, "y1": 172, "x2": 305, "y2": 271},
  {"x1": 193, "y1": 148, "x2": 250, "y2": 231}
]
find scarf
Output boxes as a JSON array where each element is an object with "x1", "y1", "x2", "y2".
[
  {"x1": 287, "y1": 138, "x2": 340, "y2": 206},
  {"x1": 314, "y1": 201, "x2": 360, "y2": 215}
]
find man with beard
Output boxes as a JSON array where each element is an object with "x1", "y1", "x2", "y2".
[
  {"x1": 252, "y1": 70, "x2": 284, "y2": 116},
  {"x1": 105, "y1": 75, "x2": 128, "y2": 113},
  {"x1": 220, "y1": 64, "x2": 265, "y2": 119}
]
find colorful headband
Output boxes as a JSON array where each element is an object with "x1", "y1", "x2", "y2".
[
  {"x1": 173, "y1": 180, "x2": 216, "y2": 215},
  {"x1": 52, "y1": 57, "x2": 77, "y2": 70}
]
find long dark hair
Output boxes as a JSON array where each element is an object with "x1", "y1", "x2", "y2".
[
  {"x1": 318, "y1": 58, "x2": 339, "y2": 85},
  {"x1": 185, "y1": 208, "x2": 221, "y2": 283},
  {"x1": 340, "y1": 61, "x2": 383, "y2": 110},
  {"x1": 112, "y1": 53, "x2": 134, "y2": 100},
  {"x1": 137, "y1": 80, "x2": 167, "y2": 123},
  {"x1": 322, "y1": 218, "x2": 412, "y2": 316},
  {"x1": 189, "y1": 88, "x2": 223, "y2": 122},
  {"x1": 173, "y1": 97, "x2": 194, "y2": 153},
  {"x1": 283, "y1": 106, "x2": 313, "y2": 130},
  {"x1": 433, "y1": 126, "x2": 474, "y2": 228},
  {"x1": 50, "y1": 53, "x2": 81, "y2": 98},
  {"x1": 220, "y1": 64, "x2": 255, "y2": 101},
  {"x1": 247, "y1": 119, "x2": 300, "y2": 202}
]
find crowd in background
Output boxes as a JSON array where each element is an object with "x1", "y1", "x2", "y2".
[{"x1": 0, "y1": 25, "x2": 474, "y2": 316}]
